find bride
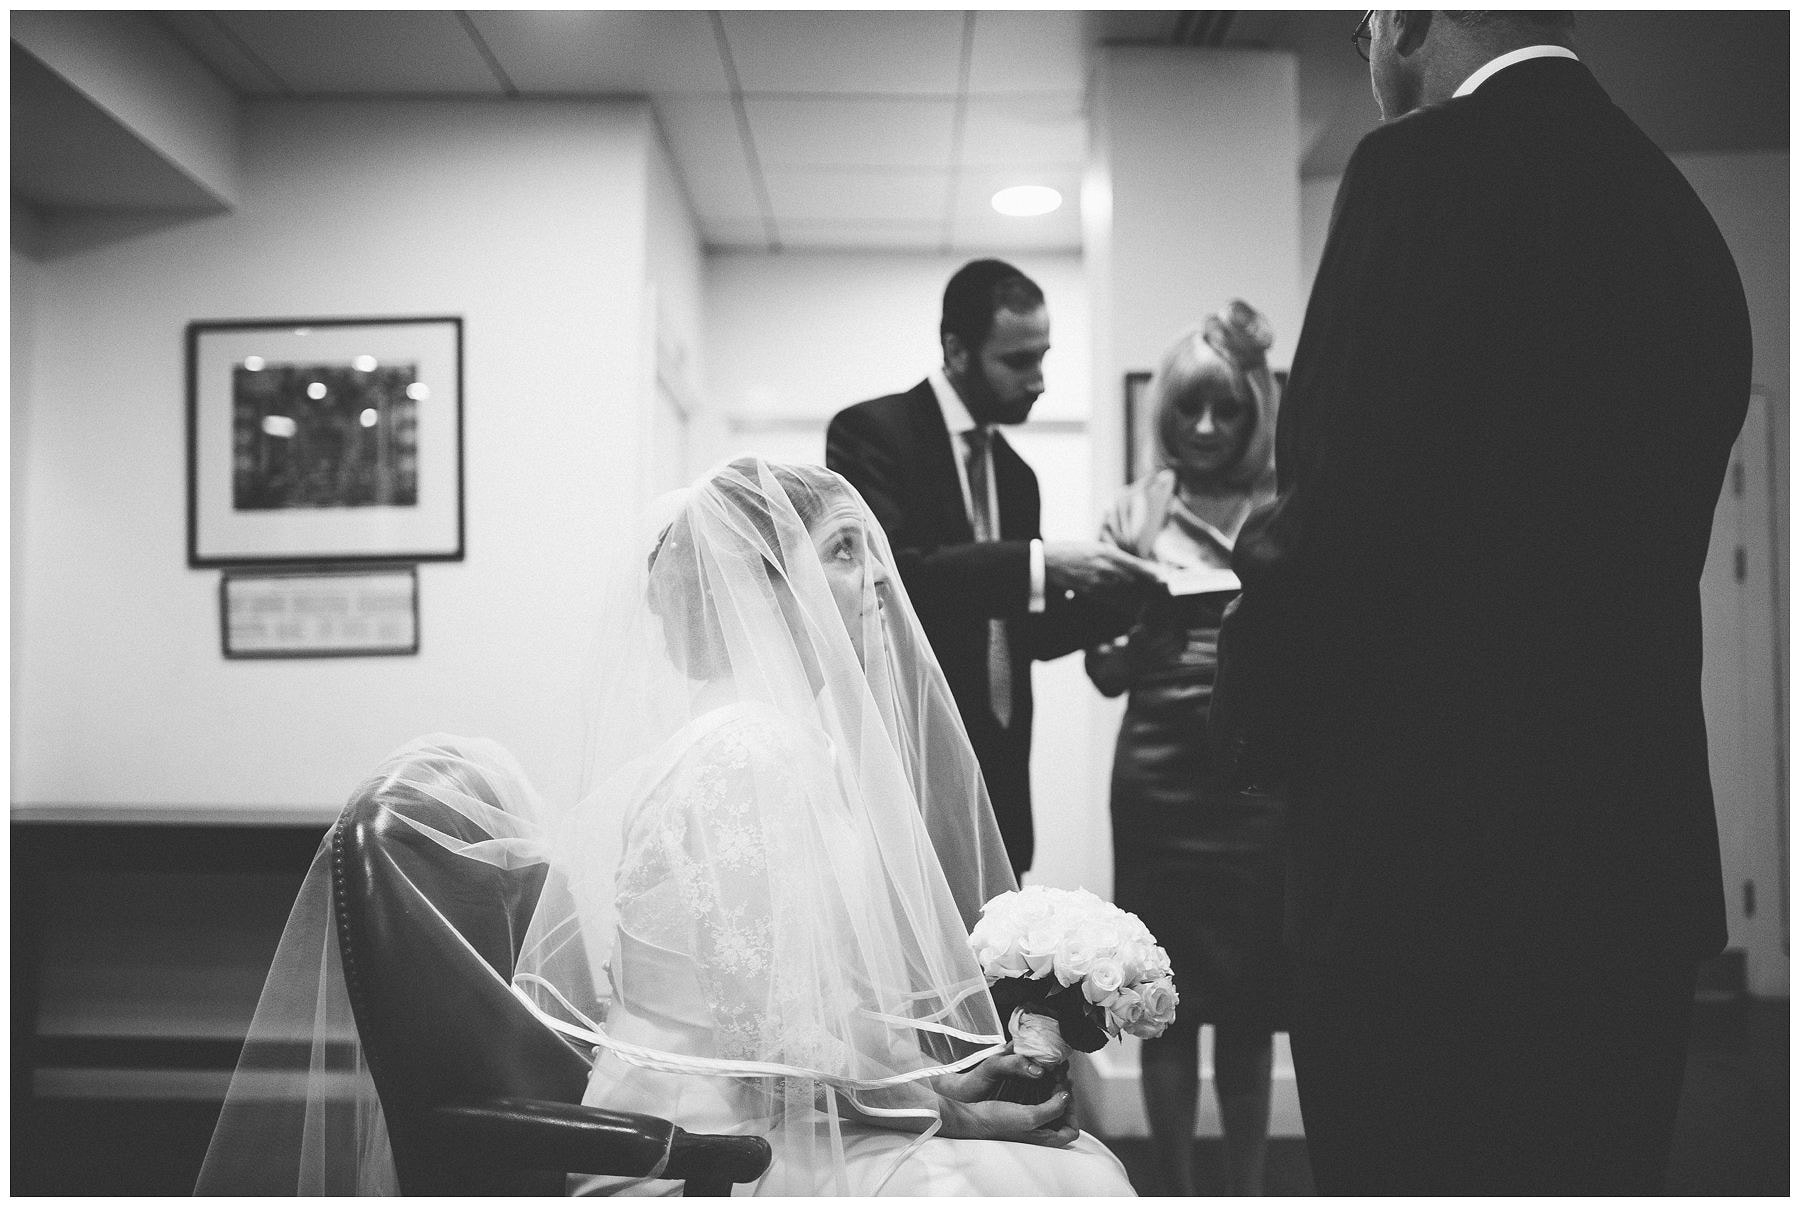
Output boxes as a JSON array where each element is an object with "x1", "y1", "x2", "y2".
[
  {"x1": 196, "y1": 456, "x2": 1135, "y2": 1196},
  {"x1": 542, "y1": 456, "x2": 1132, "y2": 1195}
]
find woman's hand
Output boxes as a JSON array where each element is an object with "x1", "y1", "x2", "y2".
[
  {"x1": 939, "y1": 1088, "x2": 1079, "y2": 1147},
  {"x1": 1121, "y1": 620, "x2": 1186, "y2": 667},
  {"x1": 933, "y1": 1050, "x2": 1079, "y2": 1147},
  {"x1": 1085, "y1": 620, "x2": 1186, "y2": 697},
  {"x1": 936, "y1": 1049, "x2": 1056, "y2": 1103}
]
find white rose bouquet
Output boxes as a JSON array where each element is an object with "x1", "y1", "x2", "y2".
[{"x1": 968, "y1": 885, "x2": 1178, "y2": 1100}]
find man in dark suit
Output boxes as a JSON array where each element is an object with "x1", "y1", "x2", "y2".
[
  {"x1": 828, "y1": 259, "x2": 1156, "y2": 878},
  {"x1": 1213, "y1": 12, "x2": 1750, "y2": 1195}
]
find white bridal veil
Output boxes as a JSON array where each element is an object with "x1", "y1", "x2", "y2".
[{"x1": 197, "y1": 457, "x2": 1020, "y2": 1195}]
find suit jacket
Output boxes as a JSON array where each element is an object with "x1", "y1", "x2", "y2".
[
  {"x1": 1219, "y1": 58, "x2": 1750, "y2": 976},
  {"x1": 828, "y1": 380, "x2": 1127, "y2": 874}
]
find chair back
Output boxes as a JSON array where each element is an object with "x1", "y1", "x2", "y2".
[{"x1": 332, "y1": 778, "x2": 588, "y2": 1194}]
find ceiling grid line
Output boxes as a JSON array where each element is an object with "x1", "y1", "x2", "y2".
[
  {"x1": 454, "y1": 10, "x2": 519, "y2": 98},
  {"x1": 204, "y1": 11, "x2": 292, "y2": 94},
  {"x1": 710, "y1": 11, "x2": 782, "y2": 254},
  {"x1": 939, "y1": 11, "x2": 978, "y2": 255}
]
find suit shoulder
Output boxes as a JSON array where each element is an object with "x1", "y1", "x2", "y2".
[
  {"x1": 831, "y1": 385, "x2": 926, "y2": 433},
  {"x1": 1350, "y1": 101, "x2": 1473, "y2": 170}
]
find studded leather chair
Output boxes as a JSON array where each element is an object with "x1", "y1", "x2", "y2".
[{"x1": 331, "y1": 777, "x2": 770, "y2": 1195}]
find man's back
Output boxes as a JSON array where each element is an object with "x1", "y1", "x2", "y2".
[{"x1": 1273, "y1": 56, "x2": 1750, "y2": 963}]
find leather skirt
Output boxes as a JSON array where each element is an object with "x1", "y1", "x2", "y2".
[{"x1": 1110, "y1": 674, "x2": 1290, "y2": 1031}]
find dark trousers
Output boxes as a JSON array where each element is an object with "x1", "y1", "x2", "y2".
[{"x1": 1290, "y1": 953, "x2": 1698, "y2": 1195}]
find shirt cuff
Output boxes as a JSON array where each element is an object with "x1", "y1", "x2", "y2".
[{"x1": 1028, "y1": 539, "x2": 1046, "y2": 613}]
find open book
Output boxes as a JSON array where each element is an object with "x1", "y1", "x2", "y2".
[{"x1": 1156, "y1": 564, "x2": 1242, "y2": 597}]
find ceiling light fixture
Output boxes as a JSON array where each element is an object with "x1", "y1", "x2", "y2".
[{"x1": 991, "y1": 185, "x2": 1062, "y2": 217}]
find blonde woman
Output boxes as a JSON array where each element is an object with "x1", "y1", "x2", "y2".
[{"x1": 1085, "y1": 302, "x2": 1289, "y2": 1195}]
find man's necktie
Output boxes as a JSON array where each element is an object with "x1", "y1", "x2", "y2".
[{"x1": 963, "y1": 427, "x2": 1013, "y2": 728}]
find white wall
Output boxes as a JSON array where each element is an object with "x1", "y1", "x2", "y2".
[
  {"x1": 13, "y1": 98, "x2": 682, "y2": 814},
  {"x1": 704, "y1": 250, "x2": 1089, "y2": 429},
  {"x1": 12, "y1": 220, "x2": 41, "y2": 712},
  {"x1": 1088, "y1": 46, "x2": 1306, "y2": 504},
  {"x1": 644, "y1": 124, "x2": 707, "y2": 495},
  {"x1": 702, "y1": 250, "x2": 1117, "y2": 897},
  {"x1": 1674, "y1": 151, "x2": 1789, "y2": 552}
]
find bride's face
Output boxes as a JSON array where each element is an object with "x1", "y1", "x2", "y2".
[{"x1": 809, "y1": 501, "x2": 888, "y2": 665}]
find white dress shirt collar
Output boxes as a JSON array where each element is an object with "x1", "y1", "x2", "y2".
[
  {"x1": 928, "y1": 366, "x2": 980, "y2": 438},
  {"x1": 1454, "y1": 44, "x2": 1579, "y2": 98},
  {"x1": 929, "y1": 367, "x2": 981, "y2": 520}
]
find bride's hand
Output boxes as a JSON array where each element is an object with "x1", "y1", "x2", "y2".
[
  {"x1": 938, "y1": 1086, "x2": 1079, "y2": 1147},
  {"x1": 934, "y1": 1051, "x2": 1079, "y2": 1147},
  {"x1": 935, "y1": 1050, "x2": 1060, "y2": 1103}
]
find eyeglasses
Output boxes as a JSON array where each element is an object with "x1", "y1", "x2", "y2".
[{"x1": 1352, "y1": 10, "x2": 1373, "y2": 61}]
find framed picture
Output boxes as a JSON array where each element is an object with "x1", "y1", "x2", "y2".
[
  {"x1": 1123, "y1": 370, "x2": 1154, "y2": 484},
  {"x1": 187, "y1": 316, "x2": 463, "y2": 567},
  {"x1": 220, "y1": 565, "x2": 419, "y2": 658}
]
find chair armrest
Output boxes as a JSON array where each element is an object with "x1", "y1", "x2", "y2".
[
  {"x1": 428, "y1": 1097, "x2": 772, "y2": 1189},
  {"x1": 429, "y1": 1097, "x2": 674, "y2": 1177},
  {"x1": 664, "y1": 1127, "x2": 774, "y2": 1190}
]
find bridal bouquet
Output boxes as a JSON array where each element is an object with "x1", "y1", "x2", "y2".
[{"x1": 968, "y1": 885, "x2": 1178, "y2": 1088}]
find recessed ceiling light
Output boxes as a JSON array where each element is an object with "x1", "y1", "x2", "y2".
[{"x1": 991, "y1": 185, "x2": 1062, "y2": 217}]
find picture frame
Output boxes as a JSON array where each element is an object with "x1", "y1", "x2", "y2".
[
  {"x1": 187, "y1": 316, "x2": 463, "y2": 567},
  {"x1": 220, "y1": 565, "x2": 419, "y2": 659},
  {"x1": 1123, "y1": 370, "x2": 1154, "y2": 484}
]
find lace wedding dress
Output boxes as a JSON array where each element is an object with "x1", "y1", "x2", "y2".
[{"x1": 569, "y1": 701, "x2": 1131, "y2": 1196}]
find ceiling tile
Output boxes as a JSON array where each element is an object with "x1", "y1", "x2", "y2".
[
  {"x1": 465, "y1": 10, "x2": 729, "y2": 95},
  {"x1": 720, "y1": 11, "x2": 965, "y2": 95},
  {"x1": 1087, "y1": 10, "x2": 1185, "y2": 44},
  {"x1": 154, "y1": 12, "x2": 283, "y2": 93},
  {"x1": 966, "y1": 11, "x2": 1092, "y2": 95},
  {"x1": 745, "y1": 97, "x2": 956, "y2": 169},
  {"x1": 654, "y1": 95, "x2": 760, "y2": 225},
  {"x1": 763, "y1": 168, "x2": 950, "y2": 225},
  {"x1": 960, "y1": 94, "x2": 1087, "y2": 167},
  {"x1": 210, "y1": 11, "x2": 501, "y2": 95},
  {"x1": 778, "y1": 221, "x2": 949, "y2": 251}
]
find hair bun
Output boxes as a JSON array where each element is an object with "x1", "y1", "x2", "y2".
[{"x1": 1203, "y1": 299, "x2": 1274, "y2": 370}]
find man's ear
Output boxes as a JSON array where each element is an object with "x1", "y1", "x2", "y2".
[
  {"x1": 1393, "y1": 10, "x2": 1433, "y2": 57},
  {"x1": 942, "y1": 331, "x2": 969, "y2": 376}
]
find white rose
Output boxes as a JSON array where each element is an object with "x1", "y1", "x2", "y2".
[
  {"x1": 1009, "y1": 1007, "x2": 1073, "y2": 1066},
  {"x1": 1125, "y1": 1014, "x2": 1168, "y2": 1039},
  {"x1": 1019, "y1": 928, "x2": 1061, "y2": 979},
  {"x1": 1108, "y1": 986, "x2": 1145, "y2": 1028},
  {"x1": 1051, "y1": 928, "x2": 1102, "y2": 987},
  {"x1": 1082, "y1": 957, "x2": 1126, "y2": 1004},
  {"x1": 986, "y1": 942, "x2": 1031, "y2": 979},
  {"x1": 1084, "y1": 918, "x2": 1127, "y2": 958},
  {"x1": 1139, "y1": 977, "x2": 1179, "y2": 1025}
]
